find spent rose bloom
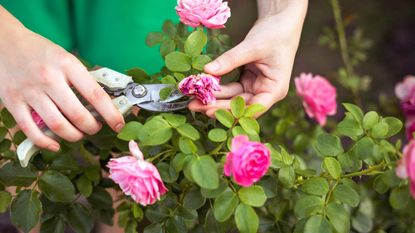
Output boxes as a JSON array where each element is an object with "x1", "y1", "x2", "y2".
[
  {"x1": 224, "y1": 135, "x2": 271, "y2": 187},
  {"x1": 31, "y1": 110, "x2": 46, "y2": 129},
  {"x1": 107, "y1": 141, "x2": 168, "y2": 206},
  {"x1": 295, "y1": 73, "x2": 337, "y2": 126},
  {"x1": 395, "y1": 75, "x2": 415, "y2": 116},
  {"x1": 178, "y1": 73, "x2": 221, "y2": 104},
  {"x1": 396, "y1": 140, "x2": 415, "y2": 198},
  {"x1": 176, "y1": 0, "x2": 231, "y2": 29}
]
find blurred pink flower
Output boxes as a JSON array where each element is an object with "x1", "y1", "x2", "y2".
[
  {"x1": 396, "y1": 140, "x2": 415, "y2": 198},
  {"x1": 224, "y1": 135, "x2": 271, "y2": 187},
  {"x1": 178, "y1": 73, "x2": 221, "y2": 104},
  {"x1": 176, "y1": 0, "x2": 231, "y2": 29},
  {"x1": 295, "y1": 73, "x2": 337, "y2": 126},
  {"x1": 31, "y1": 110, "x2": 46, "y2": 129},
  {"x1": 107, "y1": 141, "x2": 168, "y2": 206},
  {"x1": 395, "y1": 75, "x2": 415, "y2": 116}
]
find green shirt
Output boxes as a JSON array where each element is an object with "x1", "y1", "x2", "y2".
[{"x1": 0, "y1": 0, "x2": 177, "y2": 73}]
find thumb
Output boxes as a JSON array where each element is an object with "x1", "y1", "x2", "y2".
[{"x1": 204, "y1": 41, "x2": 258, "y2": 76}]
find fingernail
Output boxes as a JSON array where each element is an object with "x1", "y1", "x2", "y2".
[
  {"x1": 48, "y1": 144, "x2": 60, "y2": 152},
  {"x1": 115, "y1": 123, "x2": 125, "y2": 133},
  {"x1": 206, "y1": 62, "x2": 220, "y2": 72}
]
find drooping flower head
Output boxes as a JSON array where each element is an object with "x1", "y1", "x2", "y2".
[
  {"x1": 224, "y1": 135, "x2": 271, "y2": 187},
  {"x1": 107, "y1": 141, "x2": 168, "y2": 206},
  {"x1": 178, "y1": 73, "x2": 221, "y2": 104},
  {"x1": 176, "y1": 0, "x2": 231, "y2": 29},
  {"x1": 395, "y1": 75, "x2": 415, "y2": 139},
  {"x1": 295, "y1": 73, "x2": 337, "y2": 126},
  {"x1": 396, "y1": 140, "x2": 415, "y2": 198}
]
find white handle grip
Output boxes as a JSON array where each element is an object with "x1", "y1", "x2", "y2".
[
  {"x1": 89, "y1": 68, "x2": 133, "y2": 91},
  {"x1": 17, "y1": 96, "x2": 133, "y2": 167}
]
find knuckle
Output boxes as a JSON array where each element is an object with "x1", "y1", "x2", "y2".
[
  {"x1": 66, "y1": 132, "x2": 83, "y2": 142},
  {"x1": 48, "y1": 118, "x2": 64, "y2": 132},
  {"x1": 55, "y1": 51, "x2": 75, "y2": 67},
  {"x1": 67, "y1": 109, "x2": 87, "y2": 125},
  {"x1": 88, "y1": 86, "x2": 107, "y2": 103},
  {"x1": 16, "y1": 120, "x2": 30, "y2": 132},
  {"x1": 36, "y1": 65, "x2": 56, "y2": 86}
]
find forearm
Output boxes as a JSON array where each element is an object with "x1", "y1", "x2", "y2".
[{"x1": 257, "y1": 0, "x2": 308, "y2": 18}]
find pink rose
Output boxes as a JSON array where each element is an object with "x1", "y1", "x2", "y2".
[
  {"x1": 178, "y1": 73, "x2": 221, "y2": 104},
  {"x1": 176, "y1": 0, "x2": 231, "y2": 29},
  {"x1": 295, "y1": 73, "x2": 337, "y2": 126},
  {"x1": 31, "y1": 110, "x2": 46, "y2": 129},
  {"x1": 395, "y1": 75, "x2": 415, "y2": 116},
  {"x1": 107, "y1": 141, "x2": 168, "y2": 206},
  {"x1": 224, "y1": 135, "x2": 271, "y2": 187},
  {"x1": 396, "y1": 140, "x2": 415, "y2": 198}
]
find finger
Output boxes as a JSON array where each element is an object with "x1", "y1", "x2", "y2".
[
  {"x1": 27, "y1": 93, "x2": 84, "y2": 142},
  {"x1": 204, "y1": 41, "x2": 261, "y2": 76},
  {"x1": 46, "y1": 82, "x2": 101, "y2": 135},
  {"x1": 188, "y1": 93, "x2": 253, "y2": 113},
  {"x1": 4, "y1": 102, "x2": 60, "y2": 151},
  {"x1": 214, "y1": 82, "x2": 244, "y2": 99},
  {"x1": 64, "y1": 61, "x2": 125, "y2": 132},
  {"x1": 248, "y1": 83, "x2": 289, "y2": 112}
]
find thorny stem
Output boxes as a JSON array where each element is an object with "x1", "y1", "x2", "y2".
[
  {"x1": 342, "y1": 162, "x2": 387, "y2": 178},
  {"x1": 147, "y1": 149, "x2": 174, "y2": 163}
]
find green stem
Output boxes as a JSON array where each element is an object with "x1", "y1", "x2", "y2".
[
  {"x1": 209, "y1": 141, "x2": 225, "y2": 155},
  {"x1": 342, "y1": 162, "x2": 387, "y2": 178},
  {"x1": 147, "y1": 149, "x2": 174, "y2": 162}
]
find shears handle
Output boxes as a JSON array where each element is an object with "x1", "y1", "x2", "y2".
[{"x1": 17, "y1": 96, "x2": 133, "y2": 167}]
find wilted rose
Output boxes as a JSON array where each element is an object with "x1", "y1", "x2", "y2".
[
  {"x1": 107, "y1": 141, "x2": 168, "y2": 206},
  {"x1": 295, "y1": 73, "x2": 337, "y2": 126},
  {"x1": 178, "y1": 73, "x2": 221, "y2": 104},
  {"x1": 224, "y1": 135, "x2": 271, "y2": 187},
  {"x1": 176, "y1": 0, "x2": 231, "y2": 29}
]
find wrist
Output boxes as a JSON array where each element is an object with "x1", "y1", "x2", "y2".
[{"x1": 257, "y1": 0, "x2": 308, "y2": 18}]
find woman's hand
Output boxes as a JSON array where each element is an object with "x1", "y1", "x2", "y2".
[
  {"x1": 0, "y1": 6, "x2": 124, "y2": 152},
  {"x1": 189, "y1": 0, "x2": 308, "y2": 117}
]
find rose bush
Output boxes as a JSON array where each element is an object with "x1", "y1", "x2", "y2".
[{"x1": 0, "y1": 0, "x2": 412, "y2": 233}]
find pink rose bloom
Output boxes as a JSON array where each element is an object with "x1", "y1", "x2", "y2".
[
  {"x1": 176, "y1": 0, "x2": 231, "y2": 29},
  {"x1": 406, "y1": 117, "x2": 415, "y2": 140},
  {"x1": 395, "y1": 75, "x2": 415, "y2": 116},
  {"x1": 295, "y1": 73, "x2": 337, "y2": 126},
  {"x1": 224, "y1": 135, "x2": 271, "y2": 187},
  {"x1": 178, "y1": 73, "x2": 221, "y2": 104},
  {"x1": 396, "y1": 140, "x2": 415, "y2": 198},
  {"x1": 31, "y1": 110, "x2": 46, "y2": 129},
  {"x1": 107, "y1": 141, "x2": 168, "y2": 206}
]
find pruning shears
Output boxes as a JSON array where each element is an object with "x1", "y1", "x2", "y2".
[{"x1": 17, "y1": 67, "x2": 189, "y2": 167}]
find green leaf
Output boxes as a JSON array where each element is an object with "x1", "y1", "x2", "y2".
[
  {"x1": 337, "y1": 119, "x2": 363, "y2": 139},
  {"x1": 176, "y1": 123, "x2": 200, "y2": 140},
  {"x1": 302, "y1": 177, "x2": 329, "y2": 196},
  {"x1": 333, "y1": 184, "x2": 360, "y2": 207},
  {"x1": 244, "y1": 104, "x2": 266, "y2": 118},
  {"x1": 146, "y1": 32, "x2": 164, "y2": 47},
  {"x1": 323, "y1": 157, "x2": 342, "y2": 179},
  {"x1": 0, "y1": 139, "x2": 11, "y2": 153},
  {"x1": 157, "y1": 162, "x2": 178, "y2": 183},
  {"x1": 183, "y1": 187, "x2": 206, "y2": 210},
  {"x1": 362, "y1": 111, "x2": 379, "y2": 130},
  {"x1": 343, "y1": 103, "x2": 364, "y2": 122},
  {"x1": 139, "y1": 116, "x2": 173, "y2": 146},
  {"x1": 389, "y1": 187, "x2": 410, "y2": 210},
  {"x1": 185, "y1": 29, "x2": 207, "y2": 56},
  {"x1": 208, "y1": 128, "x2": 228, "y2": 142},
  {"x1": 160, "y1": 39, "x2": 176, "y2": 58},
  {"x1": 1, "y1": 108, "x2": 16, "y2": 128},
  {"x1": 165, "y1": 51, "x2": 192, "y2": 72},
  {"x1": 326, "y1": 203, "x2": 350, "y2": 233},
  {"x1": 162, "y1": 20, "x2": 176, "y2": 37},
  {"x1": 371, "y1": 121, "x2": 389, "y2": 138},
  {"x1": 161, "y1": 113, "x2": 186, "y2": 127},
  {"x1": 278, "y1": 166, "x2": 296, "y2": 188},
  {"x1": 66, "y1": 203, "x2": 94, "y2": 233},
  {"x1": 191, "y1": 156, "x2": 219, "y2": 189},
  {"x1": 232, "y1": 126, "x2": 248, "y2": 137},
  {"x1": 12, "y1": 130, "x2": 27, "y2": 144},
  {"x1": 192, "y1": 55, "x2": 211, "y2": 71},
  {"x1": 351, "y1": 211, "x2": 373, "y2": 233},
  {"x1": 127, "y1": 68, "x2": 151, "y2": 82},
  {"x1": 144, "y1": 223, "x2": 164, "y2": 233},
  {"x1": 76, "y1": 175, "x2": 93, "y2": 198},
  {"x1": 353, "y1": 137, "x2": 374, "y2": 160},
  {"x1": 117, "y1": 122, "x2": 143, "y2": 141},
  {"x1": 10, "y1": 190, "x2": 42, "y2": 233},
  {"x1": 238, "y1": 186, "x2": 267, "y2": 207},
  {"x1": 40, "y1": 215, "x2": 65, "y2": 233},
  {"x1": 87, "y1": 187, "x2": 113, "y2": 210},
  {"x1": 314, "y1": 134, "x2": 344, "y2": 157},
  {"x1": 39, "y1": 170, "x2": 76, "y2": 202},
  {"x1": 215, "y1": 109, "x2": 235, "y2": 128},
  {"x1": 231, "y1": 96, "x2": 246, "y2": 118},
  {"x1": 0, "y1": 127, "x2": 7, "y2": 143},
  {"x1": 179, "y1": 137, "x2": 197, "y2": 154},
  {"x1": 213, "y1": 191, "x2": 239, "y2": 222},
  {"x1": 239, "y1": 117, "x2": 260, "y2": 134},
  {"x1": 294, "y1": 195, "x2": 324, "y2": 218},
  {"x1": 159, "y1": 87, "x2": 173, "y2": 100},
  {"x1": 304, "y1": 215, "x2": 333, "y2": 233},
  {"x1": 0, "y1": 191, "x2": 12, "y2": 213},
  {"x1": 201, "y1": 180, "x2": 228, "y2": 198},
  {"x1": 234, "y1": 203, "x2": 259, "y2": 233},
  {"x1": 0, "y1": 161, "x2": 37, "y2": 187},
  {"x1": 383, "y1": 117, "x2": 403, "y2": 138},
  {"x1": 161, "y1": 75, "x2": 177, "y2": 84}
]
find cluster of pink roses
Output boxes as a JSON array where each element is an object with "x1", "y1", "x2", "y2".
[
  {"x1": 395, "y1": 75, "x2": 415, "y2": 199},
  {"x1": 178, "y1": 73, "x2": 221, "y2": 104},
  {"x1": 295, "y1": 73, "x2": 337, "y2": 126},
  {"x1": 108, "y1": 136, "x2": 270, "y2": 206}
]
